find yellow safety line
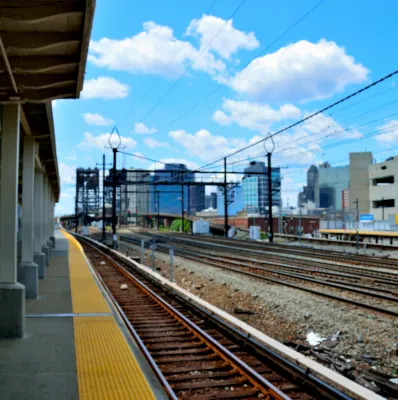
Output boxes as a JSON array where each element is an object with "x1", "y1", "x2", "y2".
[
  {"x1": 61, "y1": 231, "x2": 156, "y2": 400},
  {"x1": 62, "y1": 230, "x2": 110, "y2": 314},
  {"x1": 74, "y1": 316, "x2": 156, "y2": 400}
]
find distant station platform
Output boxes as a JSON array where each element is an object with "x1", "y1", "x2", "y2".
[
  {"x1": 0, "y1": 230, "x2": 166, "y2": 400},
  {"x1": 320, "y1": 228, "x2": 398, "y2": 245}
]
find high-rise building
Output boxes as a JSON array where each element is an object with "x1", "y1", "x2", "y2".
[
  {"x1": 217, "y1": 185, "x2": 244, "y2": 216},
  {"x1": 349, "y1": 152, "x2": 373, "y2": 215},
  {"x1": 298, "y1": 165, "x2": 318, "y2": 206},
  {"x1": 205, "y1": 192, "x2": 217, "y2": 209},
  {"x1": 317, "y1": 163, "x2": 349, "y2": 210},
  {"x1": 151, "y1": 164, "x2": 194, "y2": 215},
  {"x1": 242, "y1": 161, "x2": 281, "y2": 215},
  {"x1": 124, "y1": 170, "x2": 150, "y2": 225},
  {"x1": 369, "y1": 156, "x2": 398, "y2": 220},
  {"x1": 189, "y1": 185, "x2": 205, "y2": 215}
]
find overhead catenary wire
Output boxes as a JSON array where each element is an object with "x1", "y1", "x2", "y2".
[
  {"x1": 164, "y1": 0, "x2": 326, "y2": 129},
  {"x1": 139, "y1": 0, "x2": 248, "y2": 123},
  {"x1": 139, "y1": 0, "x2": 222, "y2": 101},
  {"x1": 160, "y1": 68, "x2": 398, "y2": 187},
  {"x1": 198, "y1": 104, "x2": 398, "y2": 172}
]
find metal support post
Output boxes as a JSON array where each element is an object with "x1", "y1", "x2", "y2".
[
  {"x1": 355, "y1": 198, "x2": 359, "y2": 250},
  {"x1": 223, "y1": 157, "x2": 228, "y2": 238},
  {"x1": 157, "y1": 191, "x2": 160, "y2": 229},
  {"x1": 140, "y1": 240, "x2": 145, "y2": 264},
  {"x1": 75, "y1": 178, "x2": 78, "y2": 233},
  {"x1": 181, "y1": 179, "x2": 184, "y2": 233},
  {"x1": 267, "y1": 152, "x2": 273, "y2": 243},
  {"x1": 169, "y1": 248, "x2": 174, "y2": 282},
  {"x1": 112, "y1": 148, "x2": 117, "y2": 249},
  {"x1": 102, "y1": 154, "x2": 106, "y2": 240},
  {"x1": 151, "y1": 247, "x2": 155, "y2": 271},
  {"x1": 298, "y1": 207, "x2": 302, "y2": 245}
]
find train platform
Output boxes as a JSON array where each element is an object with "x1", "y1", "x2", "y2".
[{"x1": 0, "y1": 229, "x2": 167, "y2": 400}]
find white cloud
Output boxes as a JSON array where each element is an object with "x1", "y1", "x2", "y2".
[
  {"x1": 89, "y1": 21, "x2": 225, "y2": 77},
  {"x1": 169, "y1": 129, "x2": 237, "y2": 162},
  {"x1": 375, "y1": 120, "x2": 398, "y2": 143},
  {"x1": 144, "y1": 137, "x2": 169, "y2": 149},
  {"x1": 82, "y1": 113, "x2": 114, "y2": 126},
  {"x1": 134, "y1": 122, "x2": 158, "y2": 135},
  {"x1": 81, "y1": 77, "x2": 129, "y2": 100},
  {"x1": 79, "y1": 132, "x2": 137, "y2": 150},
  {"x1": 59, "y1": 163, "x2": 75, "y2": 184},
  {"x1": 213, "y1": 99, "x2": 301, "y2": 132},
  {"x1": 227, "y1": 39, "x2": 368, "y2": 103},
  {"x1": 185, "y1": 15, "x2": 259, "y2": 60}
]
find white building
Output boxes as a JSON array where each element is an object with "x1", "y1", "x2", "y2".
[{"x1": 369, "y1": 157, "x2": 398, "y2": 220}]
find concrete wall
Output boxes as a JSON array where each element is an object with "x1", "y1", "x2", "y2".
[{"x1": 349, "y1": 152, "x2": 373, "y2": 215}]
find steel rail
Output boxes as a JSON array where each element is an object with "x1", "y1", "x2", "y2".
[
  {"x1": 117, "y1": 234, "x2": 398, "y2": 318},
  {"x1": 79, "y1": 238, "x2": 292, "y2": 400},
  {"x1": 119, "y1": 235, "x2": 398, "y2": 299},
  {"x1": 76, "y1": 231, "x2": 354, "y2": 400}
]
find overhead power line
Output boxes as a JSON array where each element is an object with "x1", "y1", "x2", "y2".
[
  {"x1": 139, "y1": 0, "x2": 222, "y2": 102},
  {"x1": 164, "y1": 0, "x2": 326, "y2": 128},
  {"x1": 139, "y1": 0, "x2": 248, "y2": 123},
  {"x1": 202, "y1": 68, "x2": 398, "y2": 168},
  {"x1": 162, "y1": 68, "x2": 398, "y2": 185}
]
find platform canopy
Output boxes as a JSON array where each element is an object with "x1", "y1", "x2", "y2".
[
  {"x1": 0, "y1": 0, "x2": 95, "y2": 103},
  {"x1": 0, "y1": 0, "x2": 96, "y2": 201}
]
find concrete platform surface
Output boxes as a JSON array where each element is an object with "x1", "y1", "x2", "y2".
[{"x1": 0, "y1": 230, "x2": 166, "y2": 400}]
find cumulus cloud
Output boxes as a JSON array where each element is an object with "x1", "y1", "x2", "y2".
[
  {"x1": 185, "y1": 15, "x2": 259, "y2": 60},
  {"x1": 81, "y1": 77, "x2": 129, "y2": 99},
  {"x1": 169, "y1": 129, "x2": 237, "y2": 162},
  {"x1": 226, "y1": 39, "x2": 368, "y2": 103},
  {"x1": 144, "y1": 137, "x2": 169, "y2": 148},
  {"x1": 82, "y1": 112, "x2": 114, "y2": 126},
  {"x1": 89, "y1": 21, "x2": 225, "y2": 77},
  {"x1": 59, "y1": 163, "x2": 75, "y2": 184},
  {"x1": 79, "y1": 132, "x2": 137, "y2": 150},
  {"x1": 375, "y1": 120, "x2": 398, "y2": 143},
  {"x1": 213, "y1": 99, "x2": 301, "y2": 132},
  {"x1": 134, "y1": 122, "x2": 158, "y2": 135}
]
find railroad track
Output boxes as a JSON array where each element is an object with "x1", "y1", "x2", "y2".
[
  {"x1": 78, "y1": 236, "x2": 353, "y2": 400},
  {"x1": 116, "y1": 233, "x2": 398, "y2": 318},
  {"x1": 141, "y1": 231, "x2": 398, "y2": 272}
]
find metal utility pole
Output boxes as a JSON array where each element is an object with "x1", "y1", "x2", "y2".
[
  {"x1": 265, "y1": 133, "x2": 275, "y2": 243},
  {"x1": 74, "y1": 194, "x2": 78, "y2": 233},
  {"x1": 267, "y1": 152, "x2": 273, "y2": 243},
  {"x1": 355, "y1": 198, "x2": 359, "y2": 250},
  {"x1": 156, "y1": 191, "x2": 160, "y2": 229},
  {"x1": 112, "y1": 148, "x2": 117, "y2": 248},
  {"x1": 224, "y1": 157, "x2": 228, "y2": 238},
  {"x1": 108, "y1": 127, "x2": 122, "y2": 250},
  {"x1": 298, "y1": 207, "x2": 302, "y2": 245},
  {"x1": 102, "y1": 154, "x2": 106, "y2": 240},
  {"x1": 181, "y1": 178, "x2": 184, "y2": 233}
]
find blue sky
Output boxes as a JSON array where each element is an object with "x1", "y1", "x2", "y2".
[{"x1": 54, "y1": 0, "x2": 398, "y2": 215}]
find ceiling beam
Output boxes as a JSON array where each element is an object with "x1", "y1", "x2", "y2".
[{"x1": 20, "y1": 107, "x2": 32, "y2": 136}]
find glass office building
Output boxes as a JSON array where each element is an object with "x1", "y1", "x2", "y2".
[
  {"x1": 151, "y1": 164, "x2": 194, "y2": 215},
  {"x1": 242, "y1": 161, "x2": 281, "y2": 215},
  {"x1": 217, "y1": 185, "x2": 244, "y2": 216}
]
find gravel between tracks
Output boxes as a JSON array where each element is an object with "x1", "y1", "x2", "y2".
[{"x1": 90, "y1": 229, "x2": 398, "y2": 382}]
